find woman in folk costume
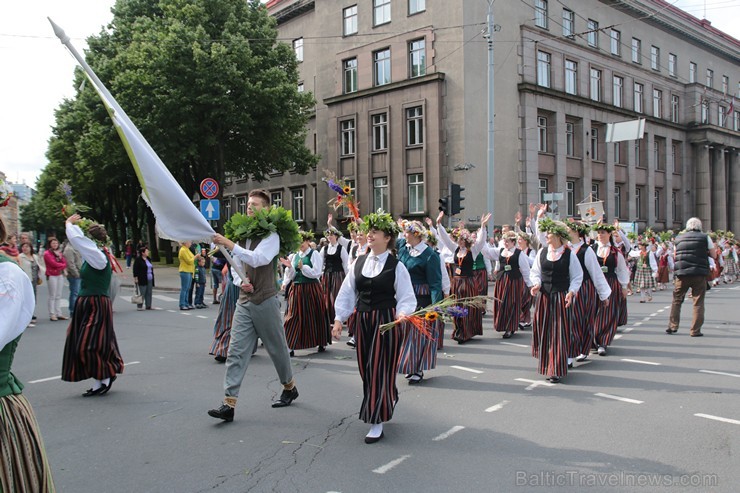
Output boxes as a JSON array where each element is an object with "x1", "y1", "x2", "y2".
[
  {"x1": 722, "y1": 240, "x2": 738, "y2": 283},
  {"x1": 472, "y1": 234, "x2": 489, "y2": 301},
  {"x1": 321, "y1": 226, "x2": 349, "y2": 336},
  {"x1": 590, "y1": 224, "x2": 630, "y2": 358},
  {"x1": 517, "y1": 232, "x2": 536, "y2": 329},
  {"x1": 423, "y1": 227, "x2": 451, "y2": 350},
  {"x1": 282, "y1": 231, "x2": 329, "y2": 355},
  {"x1": 61, "y1": 215, "x2": 124, "y2": 396},
  {"x1": 0, "y1": 216, "x2": 56, "y2": 492},
  {"x1": 487, "y1": 231, "x2": 531, "y2": 339},
  {"x1": 210, "y1": 262, "x2": 240, "y2": 363},
  {"x1": 331, "y1": 211, "x2": 416, "y2": 444},
  {"x1": 656, "y1": 243, "x2": 673, "y2": 290},
  {"x1": 565, "y1": 220, "x2": 611, "y2": 366},
  {"x1": 434, "y1": 211, "x2": 492, "y2": 344},
  {"x1": 529, "y1": 219, "x2": 583, "y2": 382},
  {"x1": 396, "y1": 220, "x2": 443, "y2": 384},
  {"x1": 630, "y1": 241, "x2": 658, "y2": 303}
]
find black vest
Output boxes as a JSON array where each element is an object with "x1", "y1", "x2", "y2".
[
  {"x1": 592, "y1": 244, "x2": 618, "y2": 278},
  {"x1": 453, "y1": 248, "x2": 474, "y2": 277},
  {"x1": 539, "y1": 248, "x2": 571, "y2": 294},
  {"x1": 355, "y1": 254, "x2": 398, "y2": 312},
  {"x1": 674, "y1": 231, "x2": 709, "y2": 277},
  {"x1": 324, "y1": 245, "x2": 344, "y2": 273},
  {"x1": 496, "y1": 249, "x2": 522, "y2": 280},
  {"x1": 574, "y1": 245, "x2": 591, "y2": 283}
]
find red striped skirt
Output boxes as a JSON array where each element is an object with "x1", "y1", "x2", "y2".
[
  {"x1": 520, "y1": 288, "x2": 533, "y2": 324},
  {"x1": 617, "y1": 284, "x2": 628, "y2": 327},
  {"x1": 284, "y1": 282, "x2": 329, "y2": 350},
  {"x1": 570, "y1": 278, "x2": 598, "y2": 358},
  {"x1": 474, "y1": 269, "x2": 489, "y2": 296},
  {"x1": 398, "y1": 284, "x2": 438, "y2": 374},
  {"x1": 61, "y1": 295, "x2": 124, "y2": 382},
  {"x1": 451, "y1": 276, "x2": 484, "y2": 342},
  {"x1": 350, "y1": 308, "x2": 403, "y2": 424},
  {"x1": 492, "y1": 274, "x2": 525, "y2": 334},
  {"x1": 531, "y1": 290, "x2": 570, "y2": 378},
  {"x1": 209, "y1": 281, "x2": 240, "y2": 357},
  {"x1": 321, "y1": 270, "x2": 345, "y2": 326},
  {"x1": 594, "y1": 276, "x2": 622, "y2": 347}
]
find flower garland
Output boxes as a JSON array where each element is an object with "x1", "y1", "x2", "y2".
[
  {"x1": 223, "y1": 206, "x2": 301, "y2": 258},
  {"x1": 379, "y1": 296, "x2": 488, "y2": 340},
  {"x1": 299, "y1": 230, "x2": 316, "y2": 243},
  {"x1": 360, "y1": 209, "x2": 401, "y2": 236},
  {"x1": 400, "y1": 219, "x2": 425, "y2": 237},
  {"x1": 537, "y1": 217, "x2": 571, "y2": 242},
  {"x1": 451, "y1": 227, "x2": 475, "y2": 244},
  {"x1": 0, "y1": 178, "x2": 13, "y2": 208},
  {"x1": 322, "y1": 170, "x2": 360, "y2": 221},
  {"x1": 564, "y1": 219, "x2": 590, "y2": 236},
  {"x1": 58, "y1": 181, "x2": 91, "y2": 217},
  {"x1": 324, "y1": 226, "x2": 343, "y2": 238}
]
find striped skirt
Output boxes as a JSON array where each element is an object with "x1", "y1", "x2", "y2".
[
  {"x1": 531, "y1": 291, "x2": 570, "y2": 378},
  {"x1": 724, "y1": 257, "x2": 737, "y2": 276},
  {"x1": 594, "y1": 276, "x2": 622, "y2": 348},
  {"x1": 634, "y1": 264, "x2": 656, "y2": 289},
  {"x1": 61, "y1": 295, "x2": 124, "y2": 382},
  {"x1": 321, "y1": 270, "x2": 345, "y2": 327},
  {"x1": 492, "y1": 275, "x2": 525, "y2": 334},
  {"x1": 570, "y1": 278, "x2": 598, "y2": 358},
  {"x1": 351, "y1": 308, "x2": 403, "y2": 424},
  {"x1": 520, "y1": 288, "x2": 533, "y2": 325},
  {"x1": 0, "y1": 394, "x2": 55, "y2": 492},
  {"x1": 398, "y1": 285, "x2": 438, "y2": 374},
  {"x1": 284, "y1": 282, "x2": 329, "y2": 350},
  {"x1": 474, "y1": 269, "x2": 489, "y2": 297},
  {"x1": 209, "y1": 281, "x2": 240, "y2": 358},
  {"x1": 451, "y1": 276, "x2": 484, "y2": 342}
]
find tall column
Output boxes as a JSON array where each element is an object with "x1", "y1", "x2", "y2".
[
  {"x1": 646, "y1": 132, "x2": 656, "y2": 226},
  {"x1": 729, "y1": 149, "x2": 740, "y2": 234},
  {"x1": 711, "y1": 146, "x2": 727, "y2": 230},
  {"x1": 581, "y1": 117, "x2": 593, "y2": 209},
  {"x1": 627, "y1": 139, "x2": 637, "y2": 221},
  {"x1": 555, "y1": 111, "x2": 568, "y2": 218},
  {"x1": 694, "y1": 144, "x2": 712, "y2": 227},
  {"x1": 605, "y1": 139, "x2": 615, "y2": 221}
]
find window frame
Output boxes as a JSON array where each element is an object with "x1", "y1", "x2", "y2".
[
  {"x1": 668, "y1": 53, "x2": 677, "y2": 77},
  {"x1": 614, "y1": 185, "x2": 622, "y2": 219},
  {"x1": 343, "y1": 58, "x2": 358, "y2": 94},
  {"x1": 587, "y1": 19, "x2": 599, "y2": 48},
  {"x1": 291, "y1": 188, "x2": 305, "y2": 222},
  {"x1": 534, "y1": 0, "x2": 548, "y2": 29},
  {"x1": 613, "y1": 75, "x2": 623, "y2": 108},
  {"x1": 537, "y1": 51, "x2": 551, "y2": 88},
  {"x1": 650, "y1": 45, "x2": 659, "y2": 71},
  {"x1": 373, "y1": 177, "x2": 389, "y2": 211},
  {"x1": 631, "y1": 38, "x2": 641, "y2": 63},
  {"x1": 562, "y1": 9, "x2": 574, "y2": 37},
  {"x1": 706, "y1": 69, "x2": 714, "y2": 88},
  {"x1": 590, "y1": 127, "x2": 599, "y2": 161},
  {"x1": 373, "y1": 0, "x2": 391, "y2": 26},
  {"x1": 566, "y1": 180, "x2": 575, "y2": 217},
  {"x1": 270, "y1": 191, "x2": 283, "y2": 209},
  {"x1": 408, "y1": 38, "x2": 426, "y2": 78},
  {"x1": 343, "y1": 5, "x2": 358, "y2": 36},
  {"x1": 564, "y1": 59, "x2": 578, "y2": 95},
  {"x1": 293, "y1": 38, "x2": 304, "y2": 63},
  {"x1": 653, "y1": 88, "x2": 663, "y2": 119},
  {"x1": 371, "y1": 112, "x2": 388, "y2": 151},
  {"x1": 590, "y1": 67, "x2": 602, "y2": 102},
  {"x1": 634, "y1": 82, "x2": 644, "y2": 113},
  {"x1": 406, "y1": 106, "x2": 424, "y2": 147},
  {"x1": 610, "y1": 29, "x2": 621, "y2": 56},
  {"x1": 689, "y1": 62, "x2": 697, "y2": 83},
  {"x1": 671, "y1": 95, "x2": 679, "y2": 123},
  {"x1": 565, "y1": 122, "x2": 575, "y2": 156},
  {"x1": 408, "y1": 173, "x2": 425, "y2": 214},
  {"x1": 373, "y1": 48, "x2": 391, "y2": 87},
  {"x1": 409, "y1": 0, "x2": 426, "y2": 15},
  {"x1": 340, "y1": 119, "x2": 356, "y2": 156},
  {"x1": 537, "y1": 116, "x2": 548, "y2": 153}
]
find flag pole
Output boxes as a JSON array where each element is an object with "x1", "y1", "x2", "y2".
[{"x1": 216, "y1": 246, "x2": 249, "y2": 285}]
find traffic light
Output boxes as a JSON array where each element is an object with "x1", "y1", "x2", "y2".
[
  {"x1": 438, "y1": 196, "x2": 450, "y2": 215},
  {"x1": 450, "y1": 183, "x2": 465, "y2": 215}
]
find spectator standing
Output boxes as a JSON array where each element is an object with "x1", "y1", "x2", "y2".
[
  {"x1": 124, "y1": 240, "x2": 134, "y2": 268},
  {"x1": 63, "y1": 240, "x2": 83, "y2": 316},
  {"x1": 18, "y1": 242, "x2": 42, "y2": 326},
  {"x1": 43, "y1": 237, "x2": 67, "y2": 321},
  {"x1": 666, "y1": 218, "x2": 715, "y2": 337},
  {"x1": 194, "y1": 256, "x2": 208, "y2": 309},
  {"x1": 132, "y1": 247, "x2": 155, "y2": 310},
  {"x1": 178, "y1": 241, "x2": 195, "y2": 310},
  {"x1": 0, "y1": 233, "x2": 20, "y2": 263}
]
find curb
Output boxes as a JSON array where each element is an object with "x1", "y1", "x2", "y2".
[{"x1": 120, "y1": 283, "x2": 181, "y2": 293}]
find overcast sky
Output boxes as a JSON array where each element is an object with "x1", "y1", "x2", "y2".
[{"x1": 1, "y1": 0, "x2": 738, "y2": 188}]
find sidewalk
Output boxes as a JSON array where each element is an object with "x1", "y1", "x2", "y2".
[{"x1": 119, "y1": 264, "x2": 183, "y2": 292}]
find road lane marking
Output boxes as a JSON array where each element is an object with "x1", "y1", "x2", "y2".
[
  {"x1": 594, "y1": 392, "x2": 643, "y2": 404},
  {"x1": 373, "y1": 455, "x2": 411, "y2": 474},
  {"x1": 623, "y1": 327, "x2": 634, "y2": 332},
  {"x1": 515, "y1": 378, "x2": 554, "y2": 390},
  {"x1": 634, "y1": 322, "x2": 643, "y2": 326},
  {"x1": 613, "y1": 334, "x2": 623, "y2": 340},
  {"x1": 485, "y1": 400, "x2": 510, "y2": 413},
  {"x1": 621, "y1": 358, "x2": 660, "y2": 366},
  {"x1": 432, "y1": 426, "x2": 465, "y2": 441},
  {"x1": 642, "y1": 317, "x2": 651, "y2": 321},
  {"x1": 181, "y1": 312, "x2": 191, "y2": 316},
  {"x1": 153, "y1": 295, "x2": 178, "y2": 302},
  {"x1": 197, "y1": 315, "x2": 208, "y2": 319},
  {"x1": 650, "y1": 313, "x2": 658, "y2": 317},
  {"x1": 167, "y1": 309, "x2": 176, "y2": 313},
  {"x1": 657, "y1": 309, "x2": 665, "y2": 313},
  {"x1": 451, "y1": 366, "x2": 483, "y2": 374},
  {"x1": 500, "y1": 341, "x2": 528, "y2": 348},
  {"x1": 699, "y1": 370, "x2": 740, "y2": 378},
  {"x1": 694, "y1": 414, "x2": 740, "y2": 425},
  {"x1": 29, "y1": 361, "x2": 140, "y2": 384}
]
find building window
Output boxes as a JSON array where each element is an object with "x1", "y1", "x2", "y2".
[
  {"x1": 373, "y1": 0, "x2": 391, "y2": 26},
  {"x1": 634, "y1": 82, "x2": 644, "y2": 113},
  {"x1": 590, "y1": 68, "x2": 601, "y2": 102},
  {"x1": 706, "y1": 69, "x2": 713, "y2": 88},
  {"x1": 537, "y1": 51, "x2": 551, "y2": 88},
  {"x1": 538, "y1": 178, "x2": 548, "y2": 204},
  {"x1": 635, "y1": 141, "x2": 641, "y2": 167},
  {"x1": 566, "y1": 122, "x2": 575, "y2": 156},
  {"x1": 671, "y1": 95, "x2": 679, "y2": 123},
  {"x1": 408, "y1": 174, "x2": 424, "y2": 214},
  {"x1": 409, "y1": 0, "x2": 425, "y2": 15},
  {"x1": 224, "y1": 199, "x2": 232, "y2": 220},
  {"x1": 654, "y1": 189, "x2": 661, "y2": 220},
  {"x1": 590, "y1": 127, "x2": 599, "y2": 161},
  {"x1": 701, "y1": 100, "x2": 709, "y2": 124},
  {"x1": 722, "y1": 75, "x2": 729, "y2": 94},
  {"x1": 650, "y1": 46, "x2": 659, "y2": 70},
  {"x1": 614, "y1": 142, "x2": 622, "y2": 164},
  {"x1": 291, "y1": 189, "x2": 305, "y2": 222},
  {"x1": 340, "y1": 119, "x2": 355, "y2": 156},
  {"x1": 534, "y1": 0, "x2": 548, "y2": 29},
  {"x1": 671, "y1": 143, "x2": 678, "y2": 173},
  {"x1": 293, "y1": 38, "x2": 303, "y2": 62},
  {"x1": 372, "y1": 113, "x2": 388, "y2": 151},
  {"x1": 668, "y1": 53, "x2": 677, "y2": 77},
  {"x1": 406, "y1": 106, "x2": 424, "y2": 146},
  {"x1": 409, "y1": 39, "x2": 426, "y2": 78},
  {"x1": 562, "y1": 9, "x2": 574, "y2": 37},
  {"x1": 614, "y1": 185, "x2": 622, "y2": 219},
  {"x1": 564, "y1": 60, "x2": 577, "y2": 95},
  {"x1": 270, "y1": 191, "x2": 283, "y2": 208},
  {"x1": 653, "y1": 88, "x2": 662, "y2": 119},
  {"x1": 373, "y1": 49, "x2": 391, "y2": 86},
  {"x1": 566, "y1": 180, "x2": 575, "y2": 217},
  {"x1": 613, "y1": 75, "x2": 623, "y2": 108},
  {"x1": 654, "y1": 138, "x2": 664, "y2": 170},
  {"x1": 610, "y1": 29, "x2": 621, "y2": 56},
  {"x1": 689, "y1": 62, "x2": 697, "y2": 83},
  {"x1": 297, "y1": 82, "x2": 304, "y2": 93},
  {"x1": 343, "y1": 5, "x2": 358, "y2": 36},
  {"x1": 672, "y1": 190, "x2": 678, "y2": 221},
  {"x1": 587, "y1": 19, "x2": 599, "y2": 47},
  {"x1": 734, "y1": 111, "x2": 740, "y2": 132},
  {"x1": 591, "y1": 183, "x2": 600, "y2": 200},
  {"x1": 238, "y1": 197, "x2": 247, "y2": 215},
  {"x1": 636, "y1": 187, "x2": 642, "y2": 219},
  {"x1": 373, "y1": 177, "x2": 389, "y2": 211},
  {"x1": 537, "y1": 116, "x2": 548, "y2": 152},
  {"x1": 719, "y1": 106, "x2": 727, "y2": 127},
  {"x1": 631, "y1": 38, "x2": 641, "y2": 63},
  {"x1": 343, "y1": 58, "x2": 358, "y2": 94}
]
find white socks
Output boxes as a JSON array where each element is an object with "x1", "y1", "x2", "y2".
[{"x1": 366, "y1": 423, "x2": 383, "y2": 438}]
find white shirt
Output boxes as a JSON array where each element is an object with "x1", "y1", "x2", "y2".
[
  {"x1": 595, "y1": 241, "x2": 631, "y2": 287},
  {"x1": 284, "y1": 248, "x2": 323, "y2": 281},
  {"x1": 436, "y1": 225, "x2": 487, "y2": 260},
  {"x1": 322, "y1": 242, "x2": 349, "y2": 274},
  {"x1": 230, "y1": 232, "x2": 279, "y2": 287},
  {"x1": 0, "y1": 261, "x2": 34, "y2": 350},
  {"x1": 570, "y1": 241, "x2": 612, "y2": 301},
  {"x1": 65, "y1": 223, "x2": 107, "y2": 270},
  {"x1": 529, "y1": 245, "x2": 583, "y2": 295},
  {"x1": 629, "y1": 249, "x2": 658, "y2": 273},
  {"x1": 439, "y1": 255, "x2": 451, "y2": 295},
  {"x1": 333, "y1": 250, "x2": 417, "y2": 323}
]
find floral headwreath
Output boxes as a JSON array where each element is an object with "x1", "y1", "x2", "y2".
[
  {"x1": 0, "y1": 178, "x2": 13, "y2": 208},
  {"x1": 360, "y1": 209, "x2": 401, "y2": 236},
  {"x1": 538, "y1": 217, "x2": 570, "y2": 242},
  {"x1": 424, "y1": 229, "x2": 438, "y2": 247},
  {"x1": 324, "y1": 226, "x2": 343, "y2": 238},
  {"x1": 347, "y1": 222, "x2": 359, "y2": 233},
  {"x1": 594, "y1": 223, "x2": 616, "y2": 233},
  {"x1": 517, "y1": 232, "x2": 532, "y2": 245},
  {"x1": 501, "y1": 231, "x2": 518, "y2": 243},
  {"x1": 299, "y1": 230, "x2": 316, "y2": 243},
  {"x1": 452, "y1": 227, "x2": 475, "y2": 245},
  {"x1": 401, "y1": 219, "x2": 426, "y2": 237},
  {"x1": 565, "y1": 219, "x2": 591, "y2": 236}
]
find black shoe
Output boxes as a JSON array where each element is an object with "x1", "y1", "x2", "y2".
[
  {"x1": 214, "y1": 355, "x2": 226, "y2": 363},
  {"x1": 82, "y1": 384, "x2": 107, "y2": 397},
  {"x1": 289, "y1": 350, "x2": 295, "y2": 357},
  {"x1": 208, "y1": 404, "x2": 234, "y2": 422},
  {"x1": 364, "y1": 431, "x2": 384, "y2": 444},
  {"x1": 549, "y1": 376, "x2": 561, "y2": 383},
  {"x1": 99, "y1": 376, "x2": 116, "y2": 395},
  {"x1": 213, "y1": 300, "x2": 220, "y2": 304},
  {"x1": 346, "y1": 338, "x2": 356, "y2": 348},
  {"x1": 408, "y1": 373, "x2": 423, "y2": 385},
  {"x1": 317, "y1": 346, "x2": 325, "y2": 352},
  {"x1": 690, "y1": 332, "x2": 704, "y2": 337},
  {"x1": 502, "y1": 331, "x2": 512, "y2": 339},
  {"x1": 272, "y1": 387, "x2": 299, "y2": 408},
  {"x1": 665, "y1": 328, "x2": 677, "y2": 334}
]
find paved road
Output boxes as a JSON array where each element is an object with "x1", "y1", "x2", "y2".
[{"x1": 15, "y1": 282, "x2": 740, "y2": 492}]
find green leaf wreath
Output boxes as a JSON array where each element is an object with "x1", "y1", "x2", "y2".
[{"x1": 224, "y1": 206, "x2": 301, "y2": 258}]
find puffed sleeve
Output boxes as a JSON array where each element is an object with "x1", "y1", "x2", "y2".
[
  {"x1": 518, "y1": 249, "x2": 532, "y2": 287},
  {"x1": 530, "y1": 249, "x2": 543, "y2": 287},
  {"x1": 0, "y1": 262, "x2": 34, "y2": 350},
  {"x1": 66, "y1": 223, "x2": 107, "y2": 269},
  {"x1": 300, "y1": 250, "x2": 323, "y2": 279},
  {"x1": 584, "y1": 248, "x2": 612, "y2": 300},
  {"x1": 436, "y1": 225, "x2": 457, "y2": 253},
  {"x1": 567, "y1": 252, "x2": 583, "y2": 294},
  {"x1": 334, "y1": 265, "x2": 358, "y2": 323},
  {"x1": 393, "y1": 262, "x2": 418, "y2": 317}
]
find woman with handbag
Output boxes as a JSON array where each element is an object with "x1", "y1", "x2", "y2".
[
  {"x1": 43, "y1": 237, "x2": 67, "y2": 321},
  {"x1": 18, "y1": 242, "x2": 42, "y2": 326},
  {"x1": 132, "y1": 246, "x2": 154, "y2": 310}
]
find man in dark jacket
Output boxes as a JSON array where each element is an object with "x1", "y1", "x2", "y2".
[{"x1": 666, "y1": 217, "x2": 715, "y2": 337}]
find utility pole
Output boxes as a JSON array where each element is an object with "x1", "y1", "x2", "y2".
[{"x1": 485, "y1": 0, "x2": 495, "y2": 225}]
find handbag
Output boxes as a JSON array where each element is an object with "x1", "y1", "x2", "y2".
[{"x1": 131, "y1": 283, "x2": 143, "y2": 304}]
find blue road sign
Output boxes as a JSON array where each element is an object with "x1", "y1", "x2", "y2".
[{"x1": 200, "y1": 199, "x2": 220, "y2": 220}]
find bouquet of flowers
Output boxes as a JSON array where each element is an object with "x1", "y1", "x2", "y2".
[
  {"x1": 643, "y1": 227, "x2": 657, "y2": 244},
  {"x1": 0, "y1": 178, "x2": 13, "y2": 207},
  {"x1": 58, "y1": 181, "x2": 91, "y2": 217},
  {"x1": 223, "y1": 205, "x2": 301, "y2": 258},
  {"x1": 379, "y1": 296, "x2": 488, "y2": 340},
  {"x1": 322, "y1": 169, "x2": 360, "y2": 221}
]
